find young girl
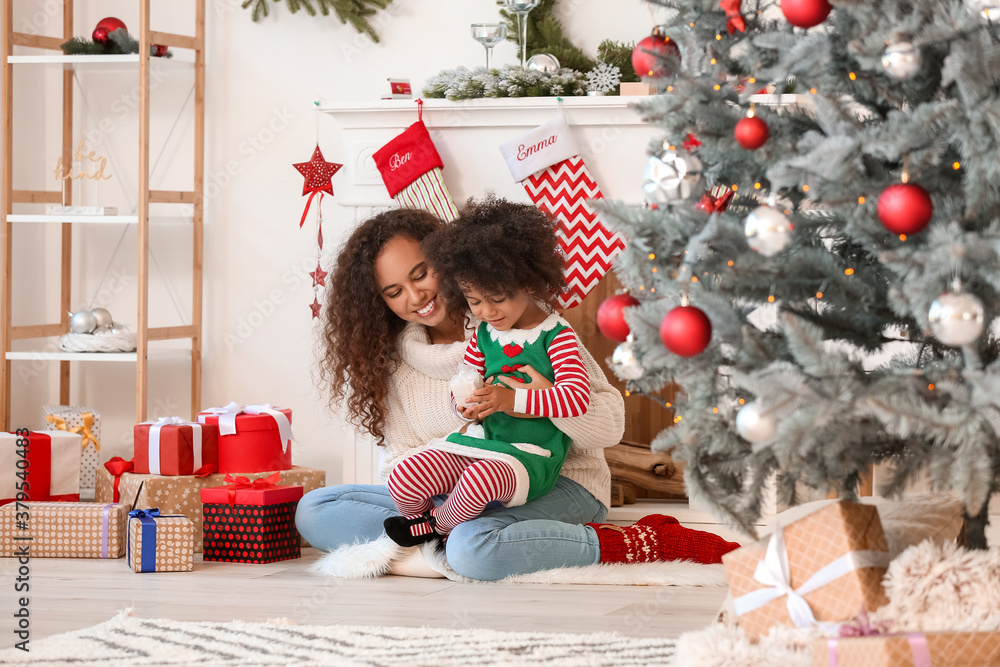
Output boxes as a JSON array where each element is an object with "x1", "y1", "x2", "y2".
[{"x1": 382, "y1": 197, "x2": 591, "y2": 547}]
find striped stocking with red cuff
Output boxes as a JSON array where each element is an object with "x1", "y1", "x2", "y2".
[{"x1": 587, "y1": 514, "x2": 741, "y2": 565}]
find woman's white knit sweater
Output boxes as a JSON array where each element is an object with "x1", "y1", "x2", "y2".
[{"x1": 378, "y1": 321, "x2": 625, "y2": 508}]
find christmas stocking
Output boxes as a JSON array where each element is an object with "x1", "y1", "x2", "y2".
[
  {"x1": 373, "y1": 118, "x2": 459, "y2": 222},
  {"x1": 500, "y1": 116, "x2": 626, "y2": 309}
]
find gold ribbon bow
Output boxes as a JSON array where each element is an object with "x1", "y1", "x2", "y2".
[{"x1": 46, "y1": 412, "x2": 101, "y2": 451}]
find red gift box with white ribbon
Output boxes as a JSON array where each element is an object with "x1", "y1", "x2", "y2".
[
  {"x1": 196, "y1": 403, "x2": 293, "y2": 473},
  {"x1": 0, "y1": 430, "x2": 82, "y2": 506},
  {"x1": 133, "y1": 417, "x2": 219, "y2": 476}
]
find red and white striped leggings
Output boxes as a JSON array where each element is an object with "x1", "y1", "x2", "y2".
[{"x1": 386, "y1": 449, "x2": 517, "y2": 535}]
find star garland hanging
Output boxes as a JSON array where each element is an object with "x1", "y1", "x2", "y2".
[{"x1": 293, "y1": 145, "x2": 342, "y2": 318}]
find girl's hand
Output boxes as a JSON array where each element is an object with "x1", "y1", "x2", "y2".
[
  {"x1": 463, "y1": 384, "x2": 515, "y2": 420},
  {"x1": 483, "y1": 366, "x2": 553, "y2": 418}
]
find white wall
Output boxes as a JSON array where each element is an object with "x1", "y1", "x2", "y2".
[{"x1": 5, "y1": 0, "x2": 659, "y2": 484}]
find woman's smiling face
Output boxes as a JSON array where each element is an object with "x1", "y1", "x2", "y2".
[{"x1": 374, "y1": 236, "x2": 450, "y2": 327}]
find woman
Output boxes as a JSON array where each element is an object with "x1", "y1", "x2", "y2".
[{"x1": 296, "y1": 204, "x2": 737, "y2": 580}]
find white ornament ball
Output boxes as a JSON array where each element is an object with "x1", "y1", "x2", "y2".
[
  {"x1": 611, "y1": 341, "x2": 645, "y2": 380},
  {"x1": 69, "y1": 310, "x2": 98, "y2": 334},
  {"x1": 643, "y1": 152, "x2": 704, "y2": 204},
  {"x1": 527, "y1": 54, "x2": 561, "y2": 73},
  {"x1": 90, "y1": 307, "x2": 114, "y2": 329},
  {"x1": 928, "y1": 290, "x2": 985, "y2": 347},
  {"x1": 744, "y1": 206, "x2": 793, "y2": 257},
  {"x1": 965, "y1": 0, "x2": 1000, "y2": 20},
  {"x1": 736, "y1": 401, "x2": 777, "y2": 446},
  {"x1": 881, "y1": 41, "x2": 921, "y2": 79}
]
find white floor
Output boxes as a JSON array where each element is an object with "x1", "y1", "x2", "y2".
[{"x1": 4, "y1": 547, "x2": 728, "y2": 642}]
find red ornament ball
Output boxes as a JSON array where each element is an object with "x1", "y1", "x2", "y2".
[
  {"x1": 660, "y1": 305, "x2": 712, "y2": 357},
  {"x1": 95, "y1": 17, "x2": 127, "y2": 34},
  {"x1": 632, "y1": 29, "x2": 681, "y2": 80},
  {"x1": 780, "y1": 0, "x2": 832, "y2": 28},
  {"x1": 92, "y1": 26, "x2": 110, "y2": 44},
  {"x1": 151, "y1": 44, "x2": 168, "y2": 57},
  {"x1": 597, "y1": 294, "x2": 640, "y2": 342},
  {"x1": 877, "y1": 183, "x2": 933, "y2": 234},
  {"x1": 735, "y1": 116, "x2": 769, "y2": 150}
]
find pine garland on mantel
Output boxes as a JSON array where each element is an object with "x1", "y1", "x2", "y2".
[{"x1": 241, "y1": 0, "x2": 393, "y2": 42}]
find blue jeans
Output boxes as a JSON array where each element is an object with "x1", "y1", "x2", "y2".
[{"x1": 295, "y1": 476, "x2": 608, "y2": 581}]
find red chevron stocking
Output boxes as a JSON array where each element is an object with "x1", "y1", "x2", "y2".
[{"x1": 500, "y1": 117, "x2": 625, "y2": 308}]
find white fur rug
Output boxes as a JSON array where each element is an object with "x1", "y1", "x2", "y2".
[
  {"x1": 310, "y1": 534, "x2": 729, "y2": 586},
  {"x1": 0, "y1": 608, "x2": 678, "y2": 666}
]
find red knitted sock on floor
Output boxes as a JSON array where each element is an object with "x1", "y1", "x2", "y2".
[{"x1": 587, "y1": 514, "x2": 741, "y2": 565}]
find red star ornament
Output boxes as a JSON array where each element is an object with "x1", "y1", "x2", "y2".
[
  {"x1": 293, "y1": 145, "x2": 342, "y2": 227},
  {"x1": 309, "y1": 297, "x2": 323, "y2": 319},
  {"x1": 310, "y1": 263, "x2": 328, "y2": 288}
]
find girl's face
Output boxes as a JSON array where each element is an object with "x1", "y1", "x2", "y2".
[
  {"x1": 374, "y1": 236, "x2": 450, "y2": 328},
  {"x1": 461, "y1": 286, "x2": 545, "y2": 331}
]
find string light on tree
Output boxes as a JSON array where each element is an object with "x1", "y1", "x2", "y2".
[
  {"x1": 734, "y1": 105, "x2": 769, "y2": 150},
  {"x1": 877, "y1": 181, "x2": 933, "y2": 234},
  {"x1": 965, "y1": 0, "x2": 1000, "y2": 20},
  {"x1": 736, "y1": 400, "x2": 777, "y2": 448},
  {"x1": 780, "y1": 0, "x2": 832, "y2": 28},
  {"x1": 881, "y1": 40, "x2": 921, "y2": 79},
  {"x1": 744, "y1": 205, "x2": 793, "y2": 256},
  {"x1": 597, "y1": 293, "x2": 640, "y2": 342},
  {"x1": 660, "y1": 296, "x2": 712, "y2": 357},
  {"x1": 928, "y1": 281, "x2": 986, "y2": 347}
]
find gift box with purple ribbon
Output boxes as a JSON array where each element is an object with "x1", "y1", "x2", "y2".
[
  {"x1": 127, "y1": 508, "x2": 194, "y2": 573},
  {"x1": 0, "y1": 501, "x2": 127, "y2": 558}
]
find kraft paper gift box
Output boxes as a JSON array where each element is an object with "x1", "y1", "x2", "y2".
[
  {"x1": 96, "y1": 463, "x2": 324, "y2": 552},
  {"x1": 127, "y1": 509, "x2": 194, "y2": 572},
  {"x1": 133, "y1": 417, "x2": 219, "y2": 476},
  {"x1": 200, "y1": 473, "x2": 303, "y2": 564},
  {"x1": 813, "y1": 631, "x2": 1000, "y2": 666},
  {"x1": 196, "y1": 403, "x2": 293, "y2": 473},
  {"x1": 0, "y1": 501, "x2": 127, "y2": 558},
  {"x1": 0, "y1": 430, "x2": 82, "y2": 506},
  {"x1": 723, "y1": 500, "x2": 890, "y2": 639},
  {"x1": 41, "y1": 405, "x2": 102, "y2": 491}
]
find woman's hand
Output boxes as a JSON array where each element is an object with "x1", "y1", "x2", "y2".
[{"x1": 461, "y1": 384, "x2": 515, "y2": 420}]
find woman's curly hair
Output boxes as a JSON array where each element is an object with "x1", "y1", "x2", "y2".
[
  {"x1": 423, "y1": 195, "x2": 566, "y2": 308},
  {"x1": 318, "y1": 208, "x2": 466, "y2": 445}
]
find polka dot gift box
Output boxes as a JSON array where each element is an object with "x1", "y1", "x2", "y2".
[
  {"x1": 41, "y1": 405, "x2": 102, "y2": 493},
  {"x1": 127, "y1": 509, "x2": 194, "y2": 573},
  {"x1": 200, "y1": 473, "x2": 302, "y2": 564}
]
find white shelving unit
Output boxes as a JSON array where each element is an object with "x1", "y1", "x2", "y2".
[{"x1": 1, "y1": 0, "x2": 206, "y2": 427}]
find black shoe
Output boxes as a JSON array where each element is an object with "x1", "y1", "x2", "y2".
[{"x1": 383, "y1": 512, "x2": 439, "y2": 547}]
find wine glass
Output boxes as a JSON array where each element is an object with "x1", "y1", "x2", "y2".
[
  {"x1": 503, "y1": 0, "x2": 540, "y2": 69},
  {"x1": 471, "y1": 23, "x2": 507, "y2": 70}
]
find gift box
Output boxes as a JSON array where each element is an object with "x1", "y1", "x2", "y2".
[
  {"x1": 133, "y1": 417, "x2": 219, "y2": 476},
  {"x1": 200, "y1": 473, "x2": 303, "y2": 564},
  {"x1": 41, "y1": 405, "x2": 102, "y2": 491},
  {"x1": 127, "y1": 509, "x2": 194, "y2": 572},
  {"x1": 724, "y1": 500, "x2": 890, "y2": 639},
  {"x1": 0, "y1": 430, "x2": 82, "y2": 506},
  {"x1": 813, "y1": 631, "x2": 1000, "y2": 666},
  {"x1": 96, "y1": 463, "x2": 324, "y2": 552},
  {"x1": 0, "y1": 501, "x2": 127, "y2": 558},
  {"x1": 196, "y1": 403, "x2": 293, "y2": 473}
]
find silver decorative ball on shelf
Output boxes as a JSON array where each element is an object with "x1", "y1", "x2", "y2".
[
  {"x1": 90, "y1": 307, "x2": 114, "y2": 329},
  {"x1": 611, "y1": 340, "x2": 645, "y2": 380},
  {"x1": 69, "y1": 310, "x2": 98, "y2": 334},
  {"x1": 881, "y1": 41, "x2": 921, "y2": 79},
  {"x1": 643, "y1": 151, "x2": 704, "y2": 204},
  {"x1": 735, "y1": 401, "x2": 777, "y2": 448},
  {"x1": 526, "y1": 54, "x2": 560, "y2": 73},
  {"x1": 965, "y1": 0, "x2": 1000, "y2": 20},
  {"x1": 928, "y1": 288, "x2": 985, "y2": 347},
  {"x1": 744, "y1": 205, "x2": 793, "y2": 257}
]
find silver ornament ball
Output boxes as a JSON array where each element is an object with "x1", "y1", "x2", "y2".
[
  {"x1": 526, "y1": 54, "x2": 561, "y2": 73},
  {"x1": 881, "y1": 41, "x2": 921, "y2": 79},
  {"x1": 965, "y1": 0, "x2": 1000, "y2": 20},
  {"x1": 643, "y1": 152, "x2": 704, "y2": 205},
  {"x1": 735, "y1": 401, "x2": 777, "y2": 447},
  {"x1": 611, "y1": 341, "x2": 645, "y2": 380},
  {"x1": 744, "y1": 206, "x2": 793, "y2": 257},
  {"x1": 928, "y1": 289, "x2": 985, "y2": 347},
  {"x1": 90, "y1": 307, "x2": 114, "y2": 329},
  {"x1": 69, "y1": 310, "x2": 98, "y2": 334}
]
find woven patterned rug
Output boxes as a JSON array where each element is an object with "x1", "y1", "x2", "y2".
[{"x1": 0, "y1": 610, "x2": 677, "y2": 666}]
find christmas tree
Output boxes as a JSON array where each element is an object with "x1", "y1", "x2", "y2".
[{"x1": 603, "y1": 0, "x2": 1000, "y2": 548}]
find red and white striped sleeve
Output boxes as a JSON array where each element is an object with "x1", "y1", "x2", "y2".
[
  {"x1": 513, "y1": 328, "x2": 590, "y2": 418},
  {"x1": 451, "y1": 330, "x2": 487, "y2": 414}
]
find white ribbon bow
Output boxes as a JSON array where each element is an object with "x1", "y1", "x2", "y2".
[
  {"x1": 197, "y1": 401, "x2": 244, "y2": 436},
  {"x1": 732, "y1": 521, "x2": 890, "y2": 628},
  {"x1": 142, "y1": 416, "x2": 203, "y2": 475},
  {"x1": 243, "y1": 404, "x2": 295, "y2": 449},
  {"x1": 198, "y1": 402, "x2": 294, "y2": 452}
]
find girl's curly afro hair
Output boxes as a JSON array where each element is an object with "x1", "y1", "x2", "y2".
[{"x1": 422, "y1": 195, "x2": 565, "y2": 308}]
